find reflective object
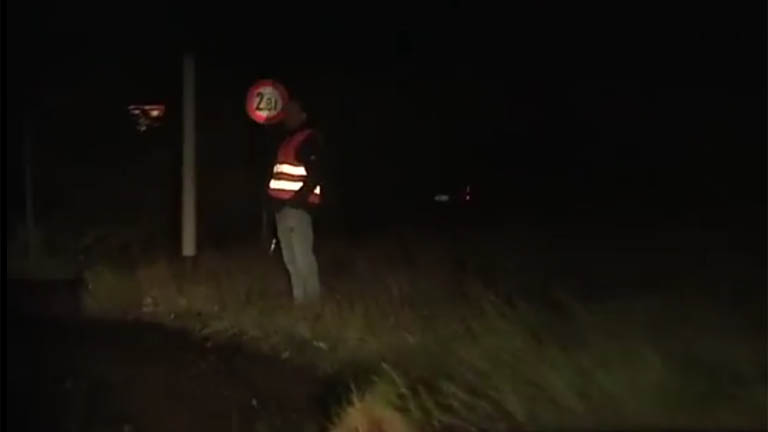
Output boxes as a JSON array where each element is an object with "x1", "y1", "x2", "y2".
[
  {"x1": 268, "y1": 129, "x2": 322, "y2": 204},
  {"x1": 127, "y1": 104, "x2": 166, "y2": 132},
  {"x1": 269, "y1": 179, "x2": 321, "y2": 194},
  {"x1": 434, "y1": 185, "x2": 472, "y2": 203},
  {"x1": 269, "y1": 238, "x2": 277, "y2": 255},
  {"x1": 273, "y1": 163, "x2": 308, "y2": 176}
]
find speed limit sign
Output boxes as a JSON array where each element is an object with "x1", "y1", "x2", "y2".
[{"x1": 246, "y1": 80, "x2": 289, "y2": 124}]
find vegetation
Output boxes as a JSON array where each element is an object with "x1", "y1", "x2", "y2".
[{"x1": 60, "y1": 223, "x2": 767, "y2": 431}]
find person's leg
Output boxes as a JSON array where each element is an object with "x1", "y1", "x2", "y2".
[
  {"x1": 292, "y1": 208, "x2": 321, "y2": 301},
  {"x1": 275, "y1": 207, "x2": 305, "y2": 302}
]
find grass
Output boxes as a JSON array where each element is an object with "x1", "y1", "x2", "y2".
[{"x1": 18, "y1": 222, "x2": 768, "y2": 431}]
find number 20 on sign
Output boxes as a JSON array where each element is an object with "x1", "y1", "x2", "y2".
[{"x1": 246, "y1": 80, "x2": 289, "y2": 125}]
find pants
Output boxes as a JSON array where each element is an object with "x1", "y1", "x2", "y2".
[{"x1": 275, "y1": 206, "x2": 321, "y2": 303}]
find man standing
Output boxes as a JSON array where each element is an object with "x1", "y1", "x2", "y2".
[{"x1": 268, "y1": 100, "x2": 324, "y2": 303}]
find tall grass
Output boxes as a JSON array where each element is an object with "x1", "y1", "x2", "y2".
[{"x1": 74, "y1": 227, "x2": 767, "y2": 431}]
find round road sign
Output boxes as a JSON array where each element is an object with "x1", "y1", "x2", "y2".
[{"x1": 246, "y1": 80, "x2": 289, "y2": 124}]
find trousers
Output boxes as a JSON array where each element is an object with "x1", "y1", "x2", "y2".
[{"x1": 275, "y1": 206, "x2": 321, "y2": 302}]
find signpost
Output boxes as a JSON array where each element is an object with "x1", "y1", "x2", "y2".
[
  {"x1": 245, "y1": 80, "x2": 289, "y2": 125},
  {"x1": 245, "y1": 80, "x2": 290, "y2": 248},
  {"x1": 182, "y1": 54, "x2": 197, "y2": 260}
]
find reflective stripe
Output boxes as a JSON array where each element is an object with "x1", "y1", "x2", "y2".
[
  {"x1": 273, "y1": 163, "x2": 308, "y2": 176},
  {"x1": 269, "y1": 179, "x2": 321, "y2": 194}
]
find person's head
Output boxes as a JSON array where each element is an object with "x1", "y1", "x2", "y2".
[{"x1": 282, "y1": 99, "x2": 307, "y2": 130}]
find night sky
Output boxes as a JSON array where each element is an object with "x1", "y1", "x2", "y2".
[{"x1": 6, "y1": 2, "x2": 767, "y2": 243}]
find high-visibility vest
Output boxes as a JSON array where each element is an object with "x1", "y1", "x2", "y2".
[{"x1": 267, "y1": 128, "x2": 321, "y2": 204}]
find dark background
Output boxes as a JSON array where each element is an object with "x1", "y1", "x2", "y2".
[{"x1": 6, "y1": 2, "x2": 767, "y2": 252}]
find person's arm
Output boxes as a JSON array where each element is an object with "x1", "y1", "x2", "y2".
[{"x1": 287, "y1": 132, "x2": 323, "y2": 206}]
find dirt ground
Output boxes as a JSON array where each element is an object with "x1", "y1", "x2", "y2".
[{"x1": 7, "y1": 312, "x2": 338, "y2": 432}]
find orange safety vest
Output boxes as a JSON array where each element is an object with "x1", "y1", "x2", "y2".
[{"x1": 267, "y1": 129, "x2": 321, "y2": 205}]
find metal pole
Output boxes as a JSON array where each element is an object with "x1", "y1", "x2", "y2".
[
  {"x1": 182, "y1": 53, "x2": 197, "y2": 258},
  {"x1": 261, "y1": 193, "x2": 269, "y2": 246}
]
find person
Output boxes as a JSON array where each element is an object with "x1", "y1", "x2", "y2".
[{"x1": 267, "y1": 100, "x2": 324, "y2": 303}]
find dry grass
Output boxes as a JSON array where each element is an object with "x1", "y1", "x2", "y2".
[
  {"x1": 70, "y1": 228, "x2": 768, "y2": 431},
  {"x1": 329, "y1": 381, "x2": 417, "y2": 432}
]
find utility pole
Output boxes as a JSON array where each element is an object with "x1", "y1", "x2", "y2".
[{"x1": 182, "y1": 53, "x2": 197, "y2": 263}]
